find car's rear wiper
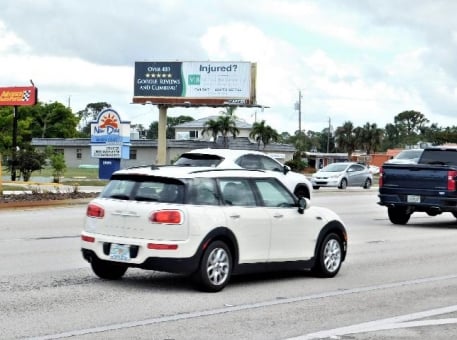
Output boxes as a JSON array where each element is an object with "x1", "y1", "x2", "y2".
[
  {"x1": 109, "y1": 194, "x2": 130, "y2": 200},
  {"x1": 426, "y1": 161, "x2": 448, "y2": 165},
  {"x1": 134, "y1": 196, "x2": 158, "y2": 202}
]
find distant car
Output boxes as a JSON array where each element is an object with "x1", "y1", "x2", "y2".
[
  {"x1": 311, "y1": 162, "x2": 373, "y2": 190},
  {"x1": 368, "y1": 165, "x2": 380, "y2": 175},
  {"x1": 174, "y1": 148, "x2": 313, "y2": 199},
  {"x1": 385, "y1": 149, "x2": 424, "y2": 164},
  {"x1": 81, "y1": 166, "x2": 348, "y2": 292}
]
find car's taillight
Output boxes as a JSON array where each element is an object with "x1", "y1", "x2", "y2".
[
  {"x1": 150, "y1": 210, "x2": 182, "y2": 224},
  {"x1": 448, "y1": 170, "x2": 457, "y2": 190},
  {"x1": 379, "y1": 167, "x2": 384, "y2": 188},
  {"x1": 87, "y1": 203, "x2": 105, "y2": 218},
  {"x1": 81, "y1": 235, "x2": 95, "y2": 243}
]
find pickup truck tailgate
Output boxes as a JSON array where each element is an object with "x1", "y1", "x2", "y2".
[{"x1": 381, "y1": 164, "x2": 452, "y2": 191}]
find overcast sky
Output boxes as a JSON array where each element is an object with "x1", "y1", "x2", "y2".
[{"x1": 1, "y1": 0, "x2": 456, "y2": 134}]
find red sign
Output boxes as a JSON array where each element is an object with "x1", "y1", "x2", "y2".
[{"x1": 0, "y1": 86, "x2": 37, "y2": 106}]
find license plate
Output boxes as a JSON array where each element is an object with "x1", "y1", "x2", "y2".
[
  {"x1": 407, "y1": 195, "x2": 421, "y2": 203},
  {"x1": 109, "y1": 244, "x2": 130, "y2": 262}
]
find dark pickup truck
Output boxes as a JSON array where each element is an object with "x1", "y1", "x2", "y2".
[{"x1": 378, "y1": 147, "x2": 457, "y2": 224}]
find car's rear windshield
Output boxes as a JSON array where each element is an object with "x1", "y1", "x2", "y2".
[
  {"x1": 174, "y1": 153, "x2": 223, "y2": 167},
  {"x1": 100, "y1": 174, "x2": 185, "y2": 203},
  {"x1": 396, "y1": 149, "x2": 423, "y2": 160},
  {"x1": 419, "y1": 149, "x2": 457, "y2": 165}
]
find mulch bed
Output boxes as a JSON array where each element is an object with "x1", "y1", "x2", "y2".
[{"x1": 0, "y1": 192, "x2": 99, "y2": 208}]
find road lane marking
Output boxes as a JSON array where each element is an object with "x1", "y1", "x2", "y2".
[
  {"x1": 27, "y1": 274, "x2": 457, "y2": 340},
  {"x1": 290, "y1": 305, "x2": 457, "y2": 339}
]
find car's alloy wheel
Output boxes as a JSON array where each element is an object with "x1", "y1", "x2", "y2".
[
  {"x1": 91, "y1": 258, "x2": 127, "y2": 280},
  {"x1": 313, "y1": 233, "x2": 342, "y2": 277},
  {"x1": 194, "y1": 241, "x2": 232, "y2": 292},
  {"x1": 338, "y1": 179, "x2": 347, "y2": 189}
]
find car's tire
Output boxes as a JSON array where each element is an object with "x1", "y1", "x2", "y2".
[
  {"x1": 338, "y1": 179, "x2": 347, "y2": 189},
  {"x1": 313, "y1": 233, "x2": 343, "y2": 278},
  {"x1": 91, "y1": 258, "x2": 127, "y2": 280},
  {"x1": 388, "y1": 207, "x2": 411, "y2": 225},
  {"x1": 363, "y1": 178, "x2": 372, "y2": 189},
  {"x1": 313, "y1": 186, "x2": 320, "y2": 190},
  {"x1": 294, "y1": 186, "x2": 310, "y2": 199},
  {"x1": 193, "y1": 241, "x2": 232, "y2": 292}
]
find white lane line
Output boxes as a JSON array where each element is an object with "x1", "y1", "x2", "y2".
[
  {"x1": 27, "y1": 274, "x2": 457, "y2": 340},
  {"x1": 290, "y1": 305, "x2": 457, "y2": 339}
]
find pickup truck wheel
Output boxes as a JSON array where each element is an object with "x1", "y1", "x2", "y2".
[
  {"x1": 363, "y1": 178, "x2": 372, "y2": 189},
  {"x1": 338, "y1": 179, "x2": 347, "y2": 189},
  {"x1": 388, "y1": 207, "x2": 411, "y2": 225}
]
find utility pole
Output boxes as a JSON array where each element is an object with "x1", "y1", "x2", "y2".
[
  {"x1": 298, "y1": 90, "x2": 302, "y2": 134},
  {"x1": 327, "y1": 117, "x2": 331, "y2": 153},
  {"x1": 295, "y1": 90, "x2": 302, "y2": 135}
]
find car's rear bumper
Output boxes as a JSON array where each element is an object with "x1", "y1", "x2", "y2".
[
  {"x1": 81, "y1": 231, "x2": 201, "y2": 274},
  {"x1": 82, "y1": 248, "x2": 200, "y2": 274}
]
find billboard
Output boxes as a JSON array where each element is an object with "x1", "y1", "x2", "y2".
[
  {"x1": 0, "y1": 86, "x2": 37, "y2": 106},
  {"x1": 133, "y1": 61, "x2": 256, "y2": 106}
]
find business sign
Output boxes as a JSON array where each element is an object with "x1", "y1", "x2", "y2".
[
  {"x1": 133, "y1": 61, "x2": 256, "y2": 106},
  {"x1": 90, "y1": 108, "x2": 131, "y2": 144},
  {"x1": 90, "y1": 108, "x2": 130, "y2": 163},
  {"x1": 91, "y1": 144, "x2": 122, "y2": 158},
  {"x1": 0, "y1": 86, "x2": 38, "y2": 106}
]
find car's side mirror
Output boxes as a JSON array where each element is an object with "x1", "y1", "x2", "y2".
[
  {"x1": 283, "y1": 165, "x2": 291, "y2": 175},
  {"x1": 297, "y1": 197, "x2": 309, "y2": 214}
]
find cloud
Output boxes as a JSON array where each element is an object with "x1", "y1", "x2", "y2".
[{"x1": 0, "y1": 0, "x2": 456, "y2": 135}]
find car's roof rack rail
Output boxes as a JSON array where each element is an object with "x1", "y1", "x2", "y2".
[{"x1": 188, "y1": 168, "x2": 266, "y2": 174}]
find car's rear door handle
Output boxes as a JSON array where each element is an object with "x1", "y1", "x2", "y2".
[
  {"x1": 273, "y1": 213, "x2": 283, "y2": 218},
  {"x1": 229, "y1": 214, "x2": 240, "y2": 219}
]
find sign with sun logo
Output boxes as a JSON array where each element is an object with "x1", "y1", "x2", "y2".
[{"x1": 90, "y1": 109, "x2": 131, "y2": 159}]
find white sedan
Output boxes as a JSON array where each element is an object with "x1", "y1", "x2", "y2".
[{"x1": 311, "y1": 162, "x2": 373, "y2": 189}]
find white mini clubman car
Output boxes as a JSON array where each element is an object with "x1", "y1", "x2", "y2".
[{"x1": 81, "y1": 166, "x2": 348, "y2": 292}]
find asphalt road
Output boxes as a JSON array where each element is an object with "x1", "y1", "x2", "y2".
[{"x1": 1, "y1": 188, "x2": 457, "y2": 339}]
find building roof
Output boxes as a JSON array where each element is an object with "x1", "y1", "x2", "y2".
[
  {"x1": 174, "y1": 116, "x2": 252, "y2": 129},
  {"x1": 31, "y1": 137, "x2": 296, "y2": 153}
]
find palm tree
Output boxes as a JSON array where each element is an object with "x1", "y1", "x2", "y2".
[
  {"x1": 202, "y1": 118, "x2": 220, "y2": 143},
  {"x1": 335, "y1": 121, "x2": 357, "y2": 160},
  {"x1": 217, "y1": 114, "x2": 239, "y2": 148},
  {"x1": 249, "y1": 120, "x2": 279, "y2": 150},
  {"x1": 360, "y1": 122, "x2": 383, "y2": 154}
]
